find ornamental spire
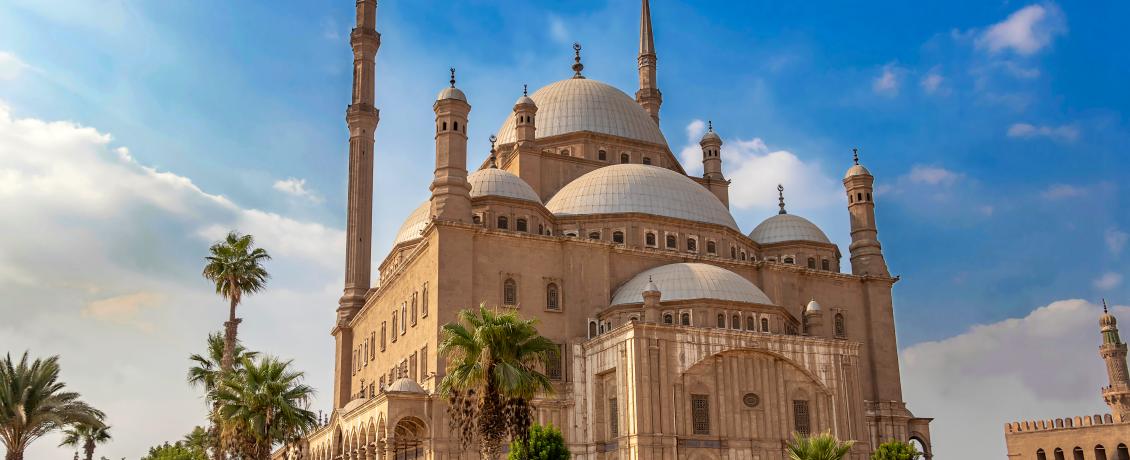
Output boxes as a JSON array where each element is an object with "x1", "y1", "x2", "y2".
[
  {"x1": 778, "y1": 184, "x2": 788, "y2": 215},
  {"x1": 853, "y1": 147, "x2": 860, "y2": 165},
  {"x1": 523, "y1": 84, "x2": 528, "y2": 97},
  {"x1": 1105, "y1": 298, "x2": 1110, "y2": 314},
  {"x1": 572, "y1": 42, "x2": 585, "y2": 78},
  {"x1": 640, "y1": 0, "x2": 655, "y2": 56},
  {"x1": 489, "y1": 135, "x2": 498, "y2": 168},
  {"x1": 636, "y1": 0, "x2": 662, "y2": 123},
  {"x1": 449, "y1": 67, "x2": 456, "y2": 88}
]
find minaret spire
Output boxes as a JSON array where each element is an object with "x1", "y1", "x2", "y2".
[
  {"x1": 635, "y1": 0, "x2": 662, "y2": 123},
  {"x1": 777, "y1": 184, "x2": 787, "y2": 215},
  {"x1": 335, "y1": 0, "x2": 380, "y2": 409},
  {"x1": 1099, "y1": 302, "x2": 1130, "y2": 421}
]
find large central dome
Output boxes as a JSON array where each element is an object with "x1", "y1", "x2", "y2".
[
  {"x1": 494, "y1": 78, "x2": 668, "y2": 146},
  {"x1": 545, "y1": 164, "x2": 739, "y2": 230}
]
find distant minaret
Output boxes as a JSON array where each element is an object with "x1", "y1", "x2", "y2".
[
  {"x1": 430, "y1": 69, "x2": 473, "y2": 223},
  {"x1": 635, "y1": 0, "x2": 662, "y2": 123},
  {"x1": 1099, "y1": 300, "x2": 1130, "y2": 421},
  {"x1": 699, "y1": 121, "x2": 729, "y2": 207},
  {"x1": 334, "y1": 0, "x2": 380, "y2": 409},
  {"x1": 843, "y1": 148, "x2": 889, "y2": 276}
]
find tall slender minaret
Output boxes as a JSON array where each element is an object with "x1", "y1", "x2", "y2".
[
  {"x1": 333, "y1": 0, "x2": 379, "y2": 409},
  {"x1": 1099, "y1": 300, "x2": 1130, "y2": 421},
  {"x1": 635, "y1": 0, "x2": 662, "y2": 123},
  {"x1": 430, "y1": 69, "x2": 473, "y2": 223},
  {"x1": 843, "y1": 148, "x2": 889, "y2": 277}
]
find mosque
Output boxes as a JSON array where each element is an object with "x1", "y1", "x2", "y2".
[{"x1": 293, "y1": 1, "x2": 934, "y2": 458}]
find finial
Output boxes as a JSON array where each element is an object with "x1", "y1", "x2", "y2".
[
  {"x1": 708, "y1": 120, "x2": 713, "y2": 132},
  {"x1": 449, "y1": 67, "x2": 456, "y2": 88},
  {"x1": 572, "y1": 42, "x2": 585, "y2": 78},
  {"x1": 489, "y1": 134, "x2": 498, "y2": 169},
  {"x1": 648, "y1": 275, "x2": 653, "y2": 282},
  {"x1": 523, "y1": 84, "x2": 528, "y2": 97},
  {"x1": 1104, "y1": 298, "x2": 1109, "y2": 314},
  {"x1": 852, "y1": 148, "x2": 860, "y2": 165},
  {"x1": 777, "y1": 184, "x2": 787, "y2": 215}
]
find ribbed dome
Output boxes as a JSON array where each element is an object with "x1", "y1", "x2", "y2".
[
  {"x1": 749, "y1": 214, "x2": 831, "y2": 245},
  {"x1": 805, "y1": 299, "x2": 822, "y2": 314},
  {"x1": 611, "y1": 263, "x2": 773, "y2": 306},
  {"x1": 387, "y1": 378, "x2": 425, "y2": 394},
  {"x1": 393, "y1": 202, "x2": 430, "y2": 246},
  {"x1": 468, "y1": 168, "x2": 541, "y2": 203},
  {"x1": 436, "y1": 87, "x2": 467, "y2": 102},
  {"x1": 700, "y1": 130, "x2": 721, "y2": 144},
  {"x1": 545, "y1": 164, "x2": 739, "y2": 230},
  {"x1": 844, "y1": 164, "x2": 871, "y2": 179},
  {"x1": 494, "y1": 78, "x2": 667, "y2": 146}
]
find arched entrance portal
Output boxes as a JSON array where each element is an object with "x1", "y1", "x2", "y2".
[{"x1": 390, "y1": 416, "x2": 427, "y2": 460}]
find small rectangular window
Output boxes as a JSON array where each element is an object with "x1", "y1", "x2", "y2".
[
  {"x1": 391, "y1": 312, "x2": 398, "y2": 343},
  {"x1": 420, "y1": 345, "x2": 428, "y2": 381},
  {"x1": 609, "y1": 397, "x2": 619, "y2": 437},
  {"x1": 691, "y1": 394, "x2": 710, "y2": 435},
  {"x1": 410, "y1": 352, "x2": 418, "y2": 382},
  {"x1": 547, "y1": 343, "x2": 563, "y2": 380},
  {"x1": 422, "y1": 283, "x2": 429, "y2": 317},
  {"x1": 793, "y1": 400, "x2": 811, "y2": 436}
]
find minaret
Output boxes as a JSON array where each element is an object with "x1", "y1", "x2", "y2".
[
  {"x1": 334, "y1": 0, "x2": 380, "y2": 409},
  {"x1": 1100, "y1": 300, "x2": 1130, "y2": 421},
  {"x1": 509, "y1": 84, "x2": 544, "y2": 199},
  {"x1": 804, "y1": 300, "x2": 824, "y2": 336},
  {"x1": 430, "y1": 69, "x2": 473, "y2": 223},
  {"x1": 843, "y1": 148, "x2": 889, "y2": 277},
  {"x1": 635, "y1": 0, "x2": 662, "y2": 123},
  {"x1": 642, "y1": 276, "x2": 661, "y2": 323},
  {"x1": 699, "y1": 121, "x2": 729, "y2": 207},
  {"x1": 514, "y1": 85, "x2": 537, "y2": 146}
]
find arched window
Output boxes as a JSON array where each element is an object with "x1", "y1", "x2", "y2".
[
  {"x1": 822, "y1": 259, "x2": 830, "y2": 271},
  {"x1": 1117, "y1": 444, "x2": 1128, "y2": 460},
  {"x1": 642, "y1": 156, "x2": 652, "y2": 165},
  {"x1": 645, "y1": 232, "x2": 657, "y2": 247},
  {"x1": 503, "y1": 278, "x2": 517, "y2": 306},
  {"x1": 680, "y1": 313, "x2": 690, "y2": 326},
  {"x1": 731, "y1": 315, "x2": 740, "y2": 329},
  {"x1": 497, "y1": 216, "x2": 508, "y2": 229},
  {"x1": 666, "y1": 235, "x2": 677, "y2": 249},
  {"x1": 453, "y1": 121, "x2": 459, "y2": 131},
  {"x1": 687, "y1": 238, "x2": 697, "y2": 252},
  {"x1": 849, "y1": 193, "x2": 854, "y2": 204},
  {"x1": 560, "y1": 149, "x2": 570, "y2": 156},
  {"x1": 792, "y1": 399, "x2": 811, "y2": 436},
  {"x1": 867, "y1": 192, "x2": 872, "y2": 201},
  {"x1": 783, "y1": 256, "x2": 795, "y2": 264},
  {"x1": 807, "y1": 257, "x2": 816, "y2": 269},
  {"x1": 588, "y1": 321, "x2": 597, "y2": 338},
  {"x1": 663, "y1": 313, "x2": 673, "y2": 325},
  {"x1": 546, "y1": 283, "x2": 560, "y2": 311},
  {"x1": 1095, "y1": 445, "x2": 1107, "y2": 460},
  {"x1": 741, "y1": 251, "x2": 747, "y2": 261},
  {"x1": 717, "y1": 314, "x2": 725, "y2": 328},
  {"x1": 612, "y1": 231, "x2": 625, "y2": 244},
  {"x1": 442, "y1": 121, "x2": 447, "y2": 131},
  {"x1": 834, "y1": 313, "x2": 845, "y2": 338},
  {"x1": 731, "y1": 247, "x2": 737, "y2": 258},
  {"x1": 746, "y1": 317, "x2": 755, "y2": 330},
  {"x1": 598, "y1": 150, "x2": 607, "y2": 161},
  {"x1": 1074, "y1": 447, "x2": 1085, "y2": 460},
  {"x1": 473, "y1": 214, "x2": 482, "y2": 225},
  {"x1": 761, "y1": 318, "x2": 770, "y2": 332},
  {"x1": 620, "y1": 153, "x2": 630, "y2": 163},
  {"x1": 1054, "y1": 448, "x2": 1065, "y2": 460},
  {"x1": 538, "y1": 224, "x2": 544, "y2": 234},
  {"x1": 588, "y1": 231, "x2": 601, "y2": 240},
  {"x1": 1037, "y1": 449, "x2": 1047, "y2": 460},
  {"x1": 516, "y1": 218, "x2": 528, "y2": 232},
  {"x1": 707, "y1": 241, "x2": 717, "y2": 254},
  {"x1": 857, "y1": 192, "x2": 863, "y2": 201}
]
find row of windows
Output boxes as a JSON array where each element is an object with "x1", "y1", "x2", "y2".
[
  {"x1": 595, "y1": 149, "x2": 653, "y2": 165},
  {"x1": 609, "y1": 394, "x2": 808, "y2": 437},
  {"x1": 1036, "y1": 444, "x2": 1128, "y2": 460},
  {"x1": 848, "y1": 190, "x2": 873, "y2": 204},
  {"x1": 353, "y1": 283, "x2": 430, "y2": 375},
  {"x1": 501, "y1": 278, "x2": 561, "y2": 311},
  {"x1": 764, "y1": 255, "x2": 834, "y2": 272},
  {"x1": 436, "y1": 119, "x2": 465, "y2": 133},
  {"x1": 477, "y1": 215, "x2": 553, "y2": 236}
]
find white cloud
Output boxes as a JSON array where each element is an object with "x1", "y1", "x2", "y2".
[
  {"x1": 872, "y1": 63, "x2": 902, "y2": 96},
  {"x1": 1007, "y1": 122, "x2": 1079, "y2": 141},
  {"x1": 548, "y1": 15, "x2": 569, "y2": 44},
  {"x1": 902, "y1": 299, "x2": 1119, "y2": 459},
  {"x1": 976, "y1": 3, "x2": 1067, "y2": 56},
  {"x1": 1105, "y1": 228, "x2": 1128, "y2": 255},
  {"x1": 320, "y1": 17, "x2": 341, "y2": 41},
  {"x1": 0, "y1": 103, "x2": 341, "y2": 459},
  {"x1": 1041, "y1": 183, "x2": 1086, "y2": 200},
  {"x1": 273, "y1": 177, "x2": 322, "y2": 203},
  {"x1": 1094, "y1": 272, "x2": 1123, "y2": 291},
  {"x1": 0, "y1": 51, "x2": 29, "y2": 80},
  {"x1": 906, "y1": 165, "x2": 961, "y2": 186},
  {"x1": 920, "y1": 71, "x2": 944, "y2": 95}
]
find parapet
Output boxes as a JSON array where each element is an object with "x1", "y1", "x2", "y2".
[{"x1": 1004, "y1": 413, "x2": 1124, "y2": 434}]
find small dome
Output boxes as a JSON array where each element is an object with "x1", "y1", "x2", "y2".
[
  {"x1": 643, "y1": 278, "x2": 660, "y2": 294},
  {"x1": 844, "y1": 164, "x2": 871, "y2": 179},
  {"x1": 612, "y1": 263, "x2": 773, "y2": 306},
  {"x1": 468, "y1": 168, "x2": 541, "y2": 203},
  {"x1": 515, "y1": 94, "x2": 536, "y2": 106},
  {"x1": 436, "y1": 87, "x2": 467, "y2": 102},
  {"x1": 805, "y1": 299, "x2": 822, "y2": 314},
  {"x1": 387, "y1": 378, "x2": 425, "y2": 394},
  {"x1": 700, "y1": 130, "x2": 721, "y2": 144},
  {"x1": 1102, "y1": 312, "x2": 1118, "y2": 328},
  {"x1": 749, "y1": 214, "x2": 831, "y2": 245},
  {"x1": 546, "y1": 164, "x2": 739, "y2": 230},
  {"x1": 393, "y1": 202, "x2": 431, "y2": 246},
  {"x1": 495, "y1": 78, "x2": 667, "y2": 146}
]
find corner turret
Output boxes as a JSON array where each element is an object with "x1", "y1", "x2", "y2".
[{"x1": 430, "y1": 68, "x2": 473, "y2": 223}]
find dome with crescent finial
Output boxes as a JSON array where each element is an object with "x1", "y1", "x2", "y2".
[
  {"x1": 467, "y1": 168, "x2": 541, "y2": 203},
  {"x1": 612, "y1": 263, "x2": 773, "y2": 306}
]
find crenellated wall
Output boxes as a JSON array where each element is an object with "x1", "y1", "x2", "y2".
[{"x1": 1003, "y1": 414, "x2": 1130, "y2": 459}]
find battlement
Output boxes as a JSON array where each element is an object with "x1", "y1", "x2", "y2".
[{"x1": 1005, "y1": 413, "x2": 1126, "y2": 434}]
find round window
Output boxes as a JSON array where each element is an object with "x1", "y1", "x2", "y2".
[{"x1": 742, "y1": 393, "x2": 760, "y2": 408}]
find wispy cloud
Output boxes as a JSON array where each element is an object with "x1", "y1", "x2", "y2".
[
  {"x1": 976, "y1": 3, "x2": 1067, "y2": 56},
  {"x1": 0, "y1": 51, "x2": 29, "y2": 80},
  {"x1": 81, "y1": 291, "x2": 163, "y2": 333},
  {"x1": 1041, "y1": 184, "x2": 1085, "y2": 200},
  {"x1": 1007, "y1": 122, "x2": 1078, "y2": 141},
  {"x1": 547, "y1": 15, "x2": 569, "y2": 44},
  {"x1": 920, "y1": 70, "x2": 945, "y2": 95},
  {"x1": 1106, "y1": 228, "x2": 1128, "y2": 256},
  {"x1": 273, "y1": 177, "x2": 322, "y2": 203},
  {"x1": 1094, "y1": 272, "x2": 1123, "y2": 290},
  {"x1": 872, "y1": 63, "x2": 902, "y2": 96},
  {"x1": 906, "y1": 165, "x2": 961, "y2": 186}
]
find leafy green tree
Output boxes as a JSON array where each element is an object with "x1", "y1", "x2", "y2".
[
  {"x1": 140, "y1": 441, "x2": 207, "y2": 460},
  {"x1": 438, "y1": 306, "x2": 558, "y2": 460},
  {"x1": 202, "y1": 231, "x2": 271, "y2": 372},
  {"x1": 785, "y1": 431, "x2": 855, "y2": 460},
  {"x1": 187, "y1": 333, "x2": 256, "y2": 460},
  {"x1": 180, "y1": 426, "x2": 211, "y2": 456},
  {"x1": 212, "y1": 356, "x2": 317, "y2": 460},
  {"x1": 507, "y1": 424, "x2": 570, "y2": 460},
  {"x1": 58, "y1": 422, "x2": 111, "y2": 460},
  {"x1": 871, "y1": 441, "x2": 922, "y2": 460},
  {"x1": 0, "y1": 352, "x2": 103, "y2": 460}
]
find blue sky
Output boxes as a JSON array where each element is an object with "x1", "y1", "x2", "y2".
[{"x1": 1, "y1": 0, "x2": 1128, "y2": 458}]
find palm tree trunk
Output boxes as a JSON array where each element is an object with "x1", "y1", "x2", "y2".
[
  {"x1": 5, "y1": 447, "x2": 23, "y2": 460},
  {"x1": 83, "y1": 438, "x2": 94, "y2": 460},
  {"x1": 221, "y1": 297, "x2": 239, "y2": 372},
  {"x1": 210, "y1": 404, "x2": 224, "y2": 460}
]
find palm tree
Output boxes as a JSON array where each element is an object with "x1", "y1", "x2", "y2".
[
  {"x1": 187, "y1": 332, "x2": 257, "y2": 460},
  {"x1": 202, "y1": 231, "x2": 271, "y2": 372},
  {"x1": 58, "y1": 422, "x2": 111, "y2": 460},
  {"x1": 786, "y1": 431, "x2": 855, "y2": 460},
  {"x1": 0, "y1": 352, "x2": 104, "y2": 460},
  {"x1": 212, "y1": 356, "x2": 317, "y2": 460},
  {"x1": 438, "y1": 306, "x2": 558, "y2": 460}
]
